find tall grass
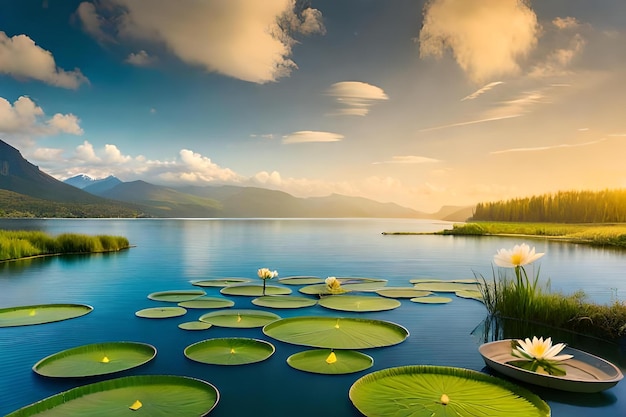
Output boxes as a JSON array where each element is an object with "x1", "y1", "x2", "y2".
[{"x1": 0, "y1": 230, "x2": 130, "y2": 262}]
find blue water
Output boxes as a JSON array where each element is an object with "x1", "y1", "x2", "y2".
[{"x1": 0, "y1": 218, "x2": 625, "y2": 416}]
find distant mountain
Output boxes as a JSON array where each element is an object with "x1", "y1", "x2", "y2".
[
  {"x1": 0, "y1": 139, "x2": 145, "y2": 217},
  {"x1": 65, "y1": 174, "x2": 123, "y2": 194},
  {"x1": 64, "y1": 174, "x2": 96, "y2": 189}
]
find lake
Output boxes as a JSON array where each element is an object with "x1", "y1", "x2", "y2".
[{"x1": 0, "y1": 218, "x2": 625, "y2": 416}]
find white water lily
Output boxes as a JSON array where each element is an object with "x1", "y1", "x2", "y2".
[
  {"x1": 325, "y1": 276, "x2": 341, "y2": 290},
  {"x1": 512, "y1": 336, "x2": 573, "y2": 362},
  {"x1": 257, "y1": 268, "x2": 278, "y2": 280},
  {"x1": 493, "y1": 243, "x2": 544, "y2": 268}
]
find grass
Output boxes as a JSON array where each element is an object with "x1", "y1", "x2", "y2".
[
  {"x1": 438, "y1": 221, "x2": 626, "y2": 248},
  {"x1": 0, "y1": 230, "x2": 130, "y2": 262}
]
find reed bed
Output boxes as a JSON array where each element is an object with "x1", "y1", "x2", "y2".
[{"x1": 0, "y1": 230, "x2": 130, "y2": 262}]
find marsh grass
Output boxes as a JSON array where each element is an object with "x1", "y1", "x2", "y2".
[
  {"x1": 0, "y1": 230, "x2": 130, "y2": 262},
  {"x1": 441, "y1": 222, "x2": 626, "y2": 248}
]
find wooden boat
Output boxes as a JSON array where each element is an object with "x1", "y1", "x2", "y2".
[{"x1": 479, "y1": 339, "x2": 623, "y2": 393}]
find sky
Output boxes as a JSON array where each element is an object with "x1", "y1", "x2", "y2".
[{"x1": 1, "y1": 0, "x2": 626, "y2": 213}]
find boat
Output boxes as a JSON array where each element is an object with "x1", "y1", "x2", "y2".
[{"x1": 479, "y1": 339, "x2": 623, "y2": 393}]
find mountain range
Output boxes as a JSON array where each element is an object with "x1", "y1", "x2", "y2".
[{"x1": 0, "y1": 139, "x2": 473, "y2": 220}]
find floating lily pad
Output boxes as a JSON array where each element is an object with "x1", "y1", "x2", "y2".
[
  {"x1": 220, "y1": 285, "x2": 292, "y2": 296},
  {"x1": 252, "y1": 295, "x2": 318, "y2": 309},
  {"x1": 263, "y1": 316, "x2": 409, "y2": 349},
  {"x1": 135, "y1": 306, "x2": 187, "y2": 318},
  {"x1": 185, "y1": 337, "x2": 275, "y2": 365},
  {"x1": 338, "y1": 277, "x2": 388, "y2": 291},
  {"x1": 147, "y1": 290, "x2": 206, "y2": 302},
  {"x1": 192, "y1": 278, "x2": 252, "y2": 287},
  {"x1": 178, "y1": 297, "x2": 235, "y2": 309},
  {"x1": 199, "y1": 309, "x2": 280, "y2": 328},
  {"x1": 278, "y1": 276, "x2": 324, "y2": 285},
  {"x1": 412, "y1": 281, "x2": 480, "y2": 293},
  {"x1": 5, "y1": 375, "x2": 219, "y2": 417},
  {"x1": 349, "y1": 365, "x2": 550, "y2": 417},
  {"x1": 287, "y1": 349, "x2": 373, "y2": 375},
  {"x1": 318, "y1": 295, "x2": 401, "y2": 312},
  {"x1": 32, "y1": 342, "x2": 157, "y2": 378},
  {"x1": 409, "y1": 278, "x2": 479, "y2": 284},
  {"x1": 410, "y1": 296, "x2": 452, "y2": 304},
  {"x1": 0, "y1": 304, "x2": 93, "y2": 328},
  {"x1": 455, "y1": 290, "x2": 484, "y2": 301},
  {"x1": 298, "y1": 284, "x2": 350, "y2": 296},
  {"x1": 178, "y1": 321, "x2": 213, "y2": 331},
  {"x1": 375, "y1": 288, "x2": 433, "y2": 299}
]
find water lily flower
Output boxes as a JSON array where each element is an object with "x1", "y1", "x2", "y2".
[
  {"x1": 493, "y1": 243, "x2": 544, "y2": 268},
  {"x1": 257, "y1": 268, "x2": 278, "y2": 295},
  {"x1": 512, "y1": 336, "x2": 573, "y2": 362}
]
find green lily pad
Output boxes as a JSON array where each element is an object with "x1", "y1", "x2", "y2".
[
  {"x1": 32, "y1": 342, "x2": 157, "y2": 378},
  {"x1": 220, "y1": 285, "x2": 292, "y2": 296},
  {"x1": 147, "y1": 290, "x2": 206, "y2": 302},
  {"x1": 135, "y1": 306, "x2": 187, "y2": 318},
  {"x1": 5, "y1": 375, "x2": 219, "y2": 417},
  {"x1": 298, "y1": 284, "x2": 350, "y2": 296},
  {"x1": 191, "y1": 278, "x2": 252, "y2": 287},
  {"x1": 185, "y1": 337, "x2": 275, "y2": 365},
  {"x1": 178, "y1": 297, "x2": 235, "y2": 309},
  {"x1": 199, "y1": 309, "x2": 281, "y2": 328},
  {"x1": 287, "y1": 349, "x2": 373, "y2": 375},
  {"x1": 455, "y1": 290, "x2": 484, "y2": 301},
  {"x1": 410, "y1": 296, "x2": 452, "y2": 304},
  {"x1": 318, "y1": 295, "x2": 401, "y2": 312},
  {"x1": 375, "y1": 288, "x2": 433, "y2": 299},
  {"x1": 409, "y1": 278, "x2": 479, "y2": 284},
  {"x1": 263, "y1": 316, "x2": 409, "y2": 349},
  {"x1": 252, "y1": 295, "x2": 318, "y2": 309},
  {"x1": 178, "y1": 321, "x2": 213, "y2": 331},
  {"x1": 338, "y1": 277, "x2": 388, "y2": 291},
  {"x1": 278, "y1": 276, "x2": 324, "y2": 285},
  {"x1": 0, "y1": 304, "x2": 93, "y2": 328},
  {"x1": 349, "y1": 365, "x2": 550, "y2": 417},
  {"x1": 412, "y1": 281, "x2": 480, "y2": 293}
]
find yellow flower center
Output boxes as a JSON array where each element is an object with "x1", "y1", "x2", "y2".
[
  {"x1": 440, "y1": 394, "x2": 449, "y2": 405},
  {"x1": 511, "y1": 253, "x2": 523, "y2": 265}
]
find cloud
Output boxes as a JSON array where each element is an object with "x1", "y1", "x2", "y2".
[
  {"x1": 461, "y1": 81, "x2": 503, "y2": 101},
  {"x1": 0, "y1": 96, "x2": 83, "y2": 137},
  {"x1": 553, "y1": 17, "x2": 580, "y2": 30},
  {"x1": 125, "y1": 50, "x2": 157, "y2": 66},
  {"x1": 419, "y1": 114, "x2": 521, "y2": 132},
  {"x1": 77, "y1": 0, "x2": 325, "y2": 83},
  {"x1": 326, "y1": 81, "x2": 389, "y2": 116},
  {"x1": 0, "y1": 32, "x2": 88, "y2": 89},
  {"x1": 528, "y1": 34, "x2": 586, "y2": 78},
  {"x1": 283, "y1": 130, "x2": 344, "y2": 144},
  {"x1": 419, "y1": 0, "x2": 539, "y2": 83},
  {"x1": 491, "y1": 138, "x2": 608, "y2": 155},
  {"x1": 373, "y1": 155, "x2": 440, "y2": 164}
]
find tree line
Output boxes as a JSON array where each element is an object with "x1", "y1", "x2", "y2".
[{"x1": 471, "y1": 189, "x2": 626, "y2": 223}]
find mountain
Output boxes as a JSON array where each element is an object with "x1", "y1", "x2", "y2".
[
  {"x1": 0, "y1": 140, "x2": 145, "y2": 217},
  {"x1": 64, "y1": 174, "x2": 96, "y2": 189},
  {"x1": 65, "y1": 174, "x2": 123, "y2": 194}
]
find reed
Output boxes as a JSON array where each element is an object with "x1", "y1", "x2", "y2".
[{"x1": 0, "y1": 230, "x2": 130, "y2": 262}]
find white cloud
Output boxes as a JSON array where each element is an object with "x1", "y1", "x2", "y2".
[
  {"x1": 0, "y1": 32, "x2": 88, "y2": 89},
  {"x1": 461, "y1": 81, "x2": 503, "y2": 101},
  {"x1": 77, "y1": 0, "x2": 325, "y2": 83},
  {"x1": 326, "y1": 81, "x2": 389, "y2": 116},
  {"x1": 125, "y1": 50, "x2": 156, "y2": 66},
  {"x1": 75, "y1": 141, "x2": 100, "y2": 162},
  {"x1": 0, "y1": 96, "x2": 83, "y2": 137},
  {"x1": 373, "y1": 155, "x2": 441, "y2": 164},
  {"x1": 553, "y1": 17, "x2": 580, "y2": 30},
  {"x1": 419, "y1": 0, "x2": 539, "y2": 83},
  {"x1": 282, "y1": 131, "x2": 344, "y2": 144},
  {"x1": 490, "y1": 138, "x2": 608, "y2": 155}
]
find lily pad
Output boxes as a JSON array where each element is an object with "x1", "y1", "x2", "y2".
[
  {"x1": 185, "y1": 337, "x2": 275, "y2": 365},
  {"x1": 147, "y1": 290, "x2": 206, "y2": 302},
  {"x1": 178, "y1": 297, "x2": 235, "y2": 309},
  {"x1": 455, "y1": 290, "x2": 484, "y2": 301},
  {"x1": 191, "y1": 278, "x2": 252, "y2": 287},
  {"x1": 287, "y1": 349, "x2": 373, "y2": 375},
  {"x1": 375, "y1": 288, "x2": 433, "y2": 299},
  {"x1": 349, "y1": 365, "x2": 550, "y2": 417},
  {"x1": 278, "y1": 276, "x2": 324, "y2": 285},
  {"x1": 318, "y1": 295, "x2": 401, "y2": 312},
  {"x1": 263, "y1": 316, "x2": 409, "y2": 349},
  {"x1": 135, "y1": 306, "x2": 187, "y2": 318},
  {"x1": 410, "y1": 296, "x2": 452, "y2": 304},
  {"x1": 220, "y1": 285, "x2": 292, "y2": 296},
  {"x1": 298, "y1": 284, "x2": 350, "y2": 296},
  {"x1": 0, "y1": 304, "x2": 93, "y2": 328},
  {"x1": 412, "y1": 281, "x2": 480, "y2": 293},
  {"x1": 252, "y1": 295, "x2": 318, "y2": 309},
  {"x1": 32, "y1": 342, "x2": 157, "y2": 378},
  {"x1": 199, "y1": 309, "x2": 280, "y2": 328},
  {"x1": 338, "y1": 277, "x2": 388, "y2": 291},
  {"x1": 178, "y1": 321, "x2": 213, "y2": 331},
  {"x1": 5, "y1": 375, "x2": 219, "y2": 417}
]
